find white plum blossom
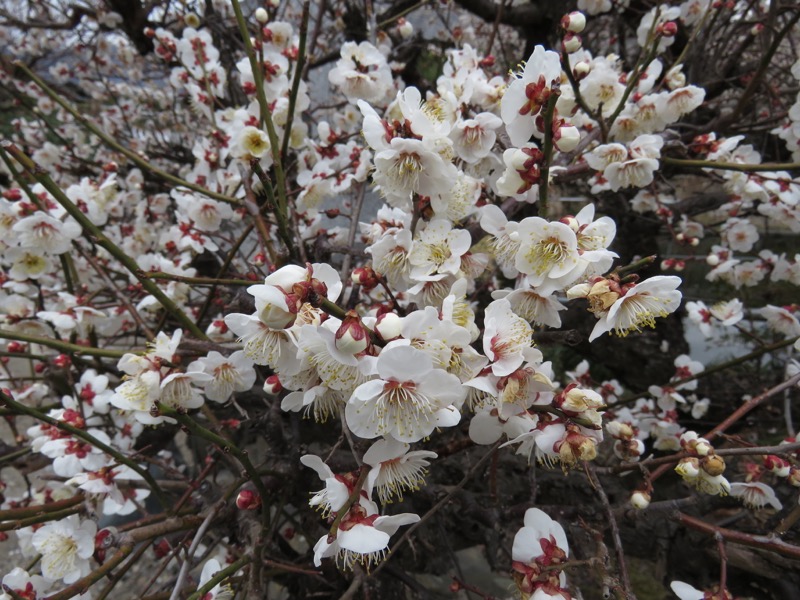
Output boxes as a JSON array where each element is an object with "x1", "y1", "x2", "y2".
[
  {"x1": 511, "y1": 508, "x2": 570, "y2": 599},
  {"x1": 514, "y1": 217, "x2": 581, "y2": 289},
  {"x1": 373, "y1": 138, "x2": 458, "y2": 208},
  {"x1": 589, "y1": 276, "x2": 682, "y2": 341},
  {"x1": 188, "y1": 350, "x2": 257, "y2": 402},
  {"x1": 408, "y1": 218, "x2": 472, "y2": 279},
  {"x1": 729, "y1": 481, "x2": 783, "y2": 510},
  {"x1": 483, "y1": 298, "x2": 534, "y2": 376},
  {"x1": 12, "y1": 213, "x2": 81, "y2": 255},
  {"x1": 328, "y1": 41, "x2": 393, "y2": 103},
  {"x1": 450, "y1": 112, "x2": 503, "y2": 163},
  {"x1": 313, "y1": 505, "x2": 419, "y2": 570},
  {"x1": 501, "y1": 46, "x2": 562, "y2": 146},
  {"x1": 31, "y1": 515, "x2": 97, "y2": 584},
  {"x1": 0, "y1": 568, "x2": 51, "y2": 600},
  {"x1": 364, "y1": 437, "x2": 437, "y2": 503},
  {"x1": 346, "y1": 344, "x2": 465, "y2": 442}
]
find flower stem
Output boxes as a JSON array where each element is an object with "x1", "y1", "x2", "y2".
[
  {"x1": 0, "y1": 328, "x2": 131, "y2": 359},
  {"x1": 538, "y1": 89, "x2": 560, "y2": 219}
]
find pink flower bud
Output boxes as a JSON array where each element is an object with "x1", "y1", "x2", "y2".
[
  {"x1": 562, "y1": 32, "x2": 582, "y2": 54},
  {"x1": 561, "y1": 11, "x2": 586, "y2": 33},
  {"x1": 236, "y1": 489, "x2": 262, "y2": 510},
  {"x1": 253, "y1": 252, "x2": 267, "y2": 266},
  {"x1": 658, "y1": 21, "x2": 678, "y2": 37},
  {"x1": 335, "y1": 311, "x2": 370, "y2": 355},
  {"x1": 263, "y1": 375, "x2": 282, "y2": 395}
]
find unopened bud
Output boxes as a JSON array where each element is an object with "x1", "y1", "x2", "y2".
[
  {"x1": 562, "y1": 32, "x2": 582, "y2": 54},
  {"x1": 351, "y1": 266, "x2": 380, "y2": 291},
  {"x1": 706, "y1": 254, "x2": 721, "y2": 267},
  {"x1": 397, "y1": 17, "x2": 414, "y2": 39},
  {"x1": 764, "y1": 454, "x2": 791, "y2": 477},
  {"x1": 694, "y1": 440, "x2": 713, "y2": 457},
  {"x1": 554, "y1": 125, "x2": 581, "y2": 153},
  {"x1": 236, "y1": 489, "x2": 262, "y2": 510},
  {"x1": 53, "y1": 354, "x2": 71, "y2": 368},
  {"x1": 335, "y1": 311, "x2": 370, "y2": 355},
  {"x1": 253, "y1": 252, "x2": 267, "y2": 267},
  {"x1": 6, "y1": 342, "x2": 25, "y2": 353},
  {"x1": 561, "y1": 11, "x2": 586, "y2": 33},
  {"x1": 630, "y1": 490, "x2": 651, "y2": 510},
  {"x1": 701, "y1": 454, "x2": 726, "y2": 477},
  {"x1": 566, "y1": 282, "x2": 592, "y2": 299},
  {"x1": 573, "y1": 61, "x2": 591, "y2": 80},
  {"x1": 263, "y1": 375, "x2": 282, "y2": 395},
  {"x1": 255, "y1": 7, "x2": 269, "y2": 23},
  {"x1": 375, "y1": 312, "x2": 403, "y2": 341},
  {"x1": 153, "y1": 539, "x2": 170, "y2": 558},
  {"x1": 658, "y1": 21, "x2": 678, "y2": 37}
]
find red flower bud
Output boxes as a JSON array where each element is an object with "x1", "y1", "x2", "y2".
[
  {"x1": 263, "y1": 375, "x2": 282, "y2": 395},
  {"x1": 153, "y1": 539, "x2": 171, "y2": 558},
  {"x1": 658, "y1": 21, "x2": 678, "y2": 37},
  {"x1": 236, "y1": 489, "x2": 262, "y2": 510},
  {"x1": 53, "y1": 354, "x2": 72, "y2": 368},
  {"x1": 351, "y1": 266, "x2": 380, "y2": 291},
  {"x1": 6, "y1": 342, "x2": 25, "y2": 353}
]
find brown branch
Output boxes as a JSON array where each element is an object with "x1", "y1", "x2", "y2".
[{"x1": 675, "y1": 511, "x2": 800, "y2": 560}]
